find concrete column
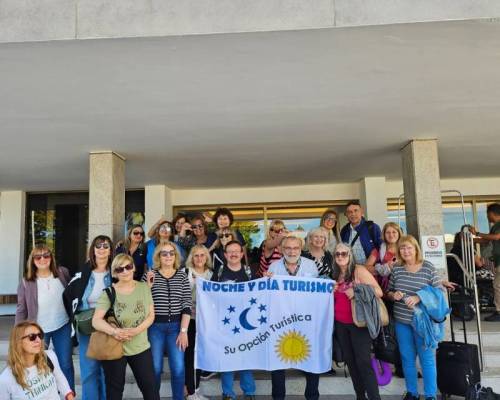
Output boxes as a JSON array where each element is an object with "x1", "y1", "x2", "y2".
[
  {"x1": 401, "y1": 139, "x2": 444, "y2": 239},
  {"x1": 359, "y1": 177, "x2": 387, "y2": 227},
  {"x1": 88, "y1": 151, "x2": 125, "y2": 243},
  {"x1": 0, "y1": 191, "x2": 26, "y2": 295},
  {"x1": 145, "y1": 185, "x2": 173, "y2": 232}
]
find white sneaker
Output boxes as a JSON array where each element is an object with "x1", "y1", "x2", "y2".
[{"x1": 186, "y1": 393, "x2": 209, "y2": 400}]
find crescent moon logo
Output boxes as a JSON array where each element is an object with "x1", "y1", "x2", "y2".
[{"x1": 239, "y1": 307, "x2": 257, "y2": 330}]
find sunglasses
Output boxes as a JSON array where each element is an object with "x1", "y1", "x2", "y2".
[
  {"x1": 270, "y1": 228, "x2": 283, "y2": 233},
  {"x1": 33, "y1": 253, "x2": 51, "y2": 261},
  {"x1": 159, "y1": 225, "x2": 172, "y2": 232},
  {"x1": 334, "y1": 251, "x2": 349, "y2": 258},
  {"x1": 114, "y1": 264, "x2": 134, "y2": 274},
  {"x1": 219, "y1": 233, "x2": 232, "y2": 239},
  {"x1": 132, "y1": 231, "x2": 144, "y2": 236},
  {"x1": 191, "y1": 224, "x2": 204, "y2": 229},
  {"x1": 95, "y1": 242, "x2": 110, "y2": 250},
  {"x1": 160, "y1": 250, "x2": 176, "y2": 257},
  {"x1": 22, "y1": 332, "x2": 44, "y2": 341}
]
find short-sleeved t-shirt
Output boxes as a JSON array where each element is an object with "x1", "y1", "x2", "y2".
[
  {"x1": 96, "y1": 281, "x2": 153, "y2": 356},
  {"x1": 490, "y1": 221, "x2": 500, "y2": 266},
  {"x1": 0, "y1": 350, "x2": 71, "y2": 400}
]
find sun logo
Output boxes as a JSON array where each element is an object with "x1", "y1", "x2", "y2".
[{"x1": 275, "y1": 330, "x2": 310, "y2": 363}]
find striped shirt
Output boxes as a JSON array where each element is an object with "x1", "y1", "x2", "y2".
[
  {"x1": 146, "y1": 269, "x2": 192, "y2": 323},
  {"x1": 257, "y1": 241, "x2": 282, "y2": 277},
  {"x1": 389, "y1": 260, "x2": 441, "y2": 324}
]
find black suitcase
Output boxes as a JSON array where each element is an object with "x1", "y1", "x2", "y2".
[{"x1": 437, "y1": 293, "x2": 481, "y2": 397}]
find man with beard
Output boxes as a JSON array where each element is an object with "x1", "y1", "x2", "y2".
[{"x1": 267, "y1": 235, "x2": 320, "y2": 400}]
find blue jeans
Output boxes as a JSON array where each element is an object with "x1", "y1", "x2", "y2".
[
  {"x1": 149, "y1": 322, "x2": 185, "y2": 400},
  {"x1": 44, "y1": 322, "x2": 75, "y2": 391},
  {"x1": 395, "y1": 321, "x2": 437, "y2": 397},
  {"x1": 221, "y1": 370, "x2": 256, "y2": 398},
  {"x1": 78, "y1": 332, "x2": 106, "y2": 400}
]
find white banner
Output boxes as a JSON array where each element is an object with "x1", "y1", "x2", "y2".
[{"x1": 196, "y1": 276, "x2": 334, "y2": 373}]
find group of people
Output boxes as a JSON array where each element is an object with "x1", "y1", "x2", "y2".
[{"x1": 3, "y1": 202, "x2": 500, "y2": 400}]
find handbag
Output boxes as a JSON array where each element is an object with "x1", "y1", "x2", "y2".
[
  {"x1": 352, "y1": 295, "x2": 389, "y2": 328},
  {"x1": 74, "y1": 308, "x2": 95, "y2": 335},
  {"x1": 86, "y1": 287, "x2": 124, "y2": 361},
  {"x1": 373, "y1": 322, "x2": 400, "y2": 364}
]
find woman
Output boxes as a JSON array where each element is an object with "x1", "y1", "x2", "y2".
[
  {"x1": 93, "y1": 254, "x2": 158, "y2": 400},
  {"x1": 320, "y1": 209, "x2": 340, "y2": 253},
  {"x1": 387, "y1": 235, "x2": 442, "y2": 400},
  {"x1": 145, "y1": 218, "x2": 186, "y2": 264},
  {"x1": 179, "y1": 214, "x2": 213, "y2": 254},
  {"x1": 256, "y1": 219, "x2": 287, "y2": 277},
  {"x1": 365, "y1": 222, "x2": 404, "y2": 292},
  {"x1": 16, "y1": 245, "x2": 74, "y2": 391},
  {"x1": 184, "y1": 245, "x2": 212, "y2": 400},
  {"x1": 145, "y1": 242, "x2": 192, "y2": 400},
  {"x1": 0, "y1": 321, "x2": 74, "y2": 400},
  {"x1": 302, "y1": 227, "x2": 333, "y2": 278},
  {"x1": 116, "y1": 224, "x2": 148, "y2": 280},
  {"x1": 62, "y1": 235, "x2": 113, "y2": 400},
  {"x1": 211, "y1": 228, "x2": 237, "y2": 275},
  {"x1": 332, "y1": 243, "x2": 382, "y2": 400},
  {"x1": 173, "y1": 213, "x2": 188, "y2": 241}
]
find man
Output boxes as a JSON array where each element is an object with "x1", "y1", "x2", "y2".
[
  {"x1": 340, "y1": 200, "x2": 382, "y2": 264},
  {"x1": 267, "y1": 235, "x2": 320, "y2": 400},
  {"x1": 470, "y1": 203, "x2": 500, "y2": 322},
  {"x1": 212, "y1": 240, "x2": 256, "y2": 400}
]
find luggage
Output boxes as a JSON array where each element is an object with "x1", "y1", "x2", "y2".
[{"x1": 437, "y1": 294, "x2": 481, "y2": 398}]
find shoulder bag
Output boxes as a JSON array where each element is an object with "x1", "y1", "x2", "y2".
[{"x1": 86, "y1": 287, "x2": 124, "y2": 360}]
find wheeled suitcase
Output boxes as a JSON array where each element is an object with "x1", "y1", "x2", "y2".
[{"x1": 437, "y1": 292, "x2": 481, "y2": 397}]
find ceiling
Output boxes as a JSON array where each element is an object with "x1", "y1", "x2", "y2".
[{"x1": 1, "y1": 19, "x2": 500, "y2": 191}]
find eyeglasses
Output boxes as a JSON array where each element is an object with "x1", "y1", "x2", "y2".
[
  {"x1": 270, "y1": 228, "x2": 284, "y2": 233},
  {"x1": 95, "y1": 242, "x2": 110, "y2": 250},
  {"x1": 324, "y1": 217, "x2": 337, "y2": 222},
  {"x1": 160, "y1": 250, "x2": 176, "y2": 257},
  {"x1": 114, "y1": 264, "x2": 134, "y2": 274},
  {"x1": 219, "y1": 233, "x2": 232, "y2": 239},
  {"x1": 283, "y1": 246, "x2": 301, "y2": 252},
  {"x1": 132, "y1": 231, "x2": 144, "y2": 236},
  {"x1": 334, "y1": 251, "x2": 349, "y2": 258},
  {"x1": 191, "y1": 224, "x2": 203, "y2": 229},
  {"x1": 22, "y1": 332, "x2": 44, "y2": 341},
  {"x1": 33, "y1": 253, "x2": 51, "y2": 261}
]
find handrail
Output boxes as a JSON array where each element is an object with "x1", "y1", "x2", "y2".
[{"x1": 446, "y1": 251, "x2": 484, "y2": 371}]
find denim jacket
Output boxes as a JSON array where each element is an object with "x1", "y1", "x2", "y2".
[
  {"x1": 80, "y1": 271, "x2": 112, "y2": 311},
  {"x1": 412, "y1": 285, "x2": 450, "y2": 349}
]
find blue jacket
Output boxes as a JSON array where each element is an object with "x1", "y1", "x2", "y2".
[
  {"x1": 340, "y1": 218, "x2": 382, "y2": 258},
  {"x1": 412, "y1": 285, "x2": 450, "y2": 349}
]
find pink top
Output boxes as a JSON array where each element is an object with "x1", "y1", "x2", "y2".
[{"x1": 334, "y1": 281, "x2": 354, "y2": 323}]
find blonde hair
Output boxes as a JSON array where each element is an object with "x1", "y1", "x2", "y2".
[
  {"x1": 152, "y1": 241, "x2": 181, "y2": 270},
  {"x1": 8, "y1": 321, "x2": 50, "y2": 390},
  {"x1": 305, "y1": 227, "x2": 329, "y2": 252},
  {"x1": 382, "y1": 222, "x2": 403, "y2": 245},
  {"x1": 185, "y1": 244, "x2": 212, "y2": 271},
  {"x1": 25, "y1": 244, "x2": 58, "y2": 281},
  {"x1": 111, "y1": 254, "x2": 135, "y2": 278},
  {"x1": 266, "y1": 220, "x2": 286, "y2": 240},
  {"x1": 398, "y1": 235, "x2": 423, "y2": 264}
]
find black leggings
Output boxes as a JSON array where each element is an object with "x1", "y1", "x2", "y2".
[
  {"x1": 102, "y1": 348, "x2": 160, "y2": 400},
  {"x1": 184, "y1": 319, "x2": 201, "y2": 395},
  {"x1": 335, "y1": 321, "x2": 381, "y2": 400}
]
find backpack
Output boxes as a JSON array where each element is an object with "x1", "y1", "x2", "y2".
[{"x1": 216, "y1": 264, "x2": 252, "y2": 281}]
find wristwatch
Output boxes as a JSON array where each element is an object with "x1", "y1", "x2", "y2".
[{"x1": 180, "y1": 327, "x2": 188, "y2": 333}]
